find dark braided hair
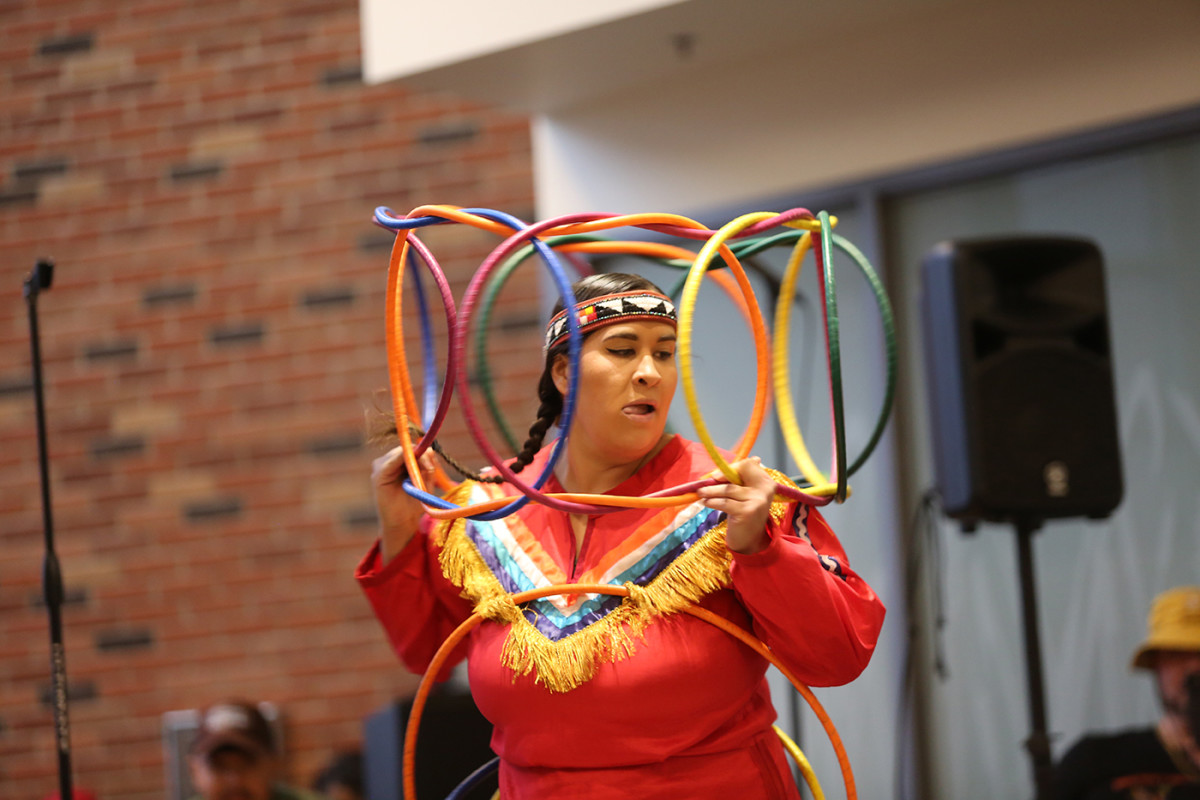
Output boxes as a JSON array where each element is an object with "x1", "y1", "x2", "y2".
[
  {"x1": 509, "y1": 272, "x2": 667, "y2": 474},
  {"x1": 367, "y1": 414, "x2": 507, "y2": 484},
  {"x1": 425, "y1": 426, "x2": 507, "y2": 484}
]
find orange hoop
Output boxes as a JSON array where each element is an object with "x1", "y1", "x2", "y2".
[{"x1": 402, "y1": 583, "x2": 856, "y2": 800}]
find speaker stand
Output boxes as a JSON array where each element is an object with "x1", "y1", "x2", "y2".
[{"x1": 1013, "y1": 517, "x2": 1054, "y2": 800}]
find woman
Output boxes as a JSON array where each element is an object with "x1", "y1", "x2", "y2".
[{"x1": 356, "y1": 272, "x2": 885, "y2": 799}]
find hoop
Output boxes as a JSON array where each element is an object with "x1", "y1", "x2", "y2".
[
  {"x1": 401, "y1": 583, "x2": 856, "y2": 800},
  {"x1": 375, "y1": 205, "x2": 890, "y2": 519}
]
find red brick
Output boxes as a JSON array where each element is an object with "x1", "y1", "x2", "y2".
[
  {"x1": 260, "y1": 28, "x2": 309, "y2": 49},
  {"x1": 1, "y1": 17, "x2": 58, "y2": 41},
  {"x1": 129, "y1": 0, "x2": 189, "y2": 18},
  {"x1": 132, "y1": 44, "x2": 185, "y2": 68},
  {"x1": 0, "y1": 1, "x2": 531, "y2": 797},
  {"x1": 69, "y1": 8, "x2": 121, "y2": 30},
  {"x1": 72, "y1": 104, "x2": 123, "y2": 127}
]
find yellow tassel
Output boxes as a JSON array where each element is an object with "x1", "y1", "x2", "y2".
[
  {"x1": 475, "y1": 594, "x2": 523, "y2": 625},
  {"x1": 499, "y1": 600, "x2": 646, "y2": 692},
  {"x1": 485, "y1": 518, "x2": 735, "y2": 693},
  {"x1": 430, "y1": 480, "x2": 801, "y2": 692}
]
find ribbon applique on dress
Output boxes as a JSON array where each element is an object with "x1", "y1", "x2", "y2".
[{"x1": 432, "y1": 470, "x2": 799, "y2": 693}]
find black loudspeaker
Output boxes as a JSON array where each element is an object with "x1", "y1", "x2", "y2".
[
  {"x1": 363, "y1": 687, "x2": 496, "y2": 800},
  {"x1": 921, "y1": 236, "x2": 1123, "y2": 526}
]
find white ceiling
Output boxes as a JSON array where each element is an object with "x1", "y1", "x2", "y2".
[{"x1": 361, "y1": 0, "x2": 965, "y2": 112}]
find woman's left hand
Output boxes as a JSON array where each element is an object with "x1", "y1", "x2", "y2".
[{"x1": 697, "y1": 457, "x2": 776, "y2": 554}]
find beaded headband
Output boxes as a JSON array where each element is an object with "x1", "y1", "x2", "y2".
[{"x1": 544, "y1": 291, "x2": 677, "y2": 353}]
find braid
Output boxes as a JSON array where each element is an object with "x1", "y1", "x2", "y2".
[
  {"x1": 391, "y1": 420, "x2": 504, "y2": 484},
  {"x1": 428, "y1": 436, "x2": 505, "y2": 484},
  {"x1": 510, "y1": 368, "x2": 563, "y2": 474}
]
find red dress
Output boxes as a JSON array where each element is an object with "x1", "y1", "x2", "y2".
[{"x1": 356, "y1": 435, "x2": 884, "y2": 799}]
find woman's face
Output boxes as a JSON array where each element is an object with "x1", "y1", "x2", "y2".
[{"x1": 552, "y1": 319, "x2": 678, "y2": 468}]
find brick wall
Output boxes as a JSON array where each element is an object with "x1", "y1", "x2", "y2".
[{"x1": 0, "y1": 2, "x2": 539, "y2": 798}]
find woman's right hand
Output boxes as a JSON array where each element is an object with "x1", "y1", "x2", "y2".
[{"x1": 372, "y1": 445, "x2": 436, "y2": 563}]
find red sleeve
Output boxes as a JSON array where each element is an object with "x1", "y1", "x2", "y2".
[
  {"x1": 354, "y1": 516, "x2": 475, "y2": 677},
  {"x1": 727, "y1": 505, "x2": 885, "y2": 687}
]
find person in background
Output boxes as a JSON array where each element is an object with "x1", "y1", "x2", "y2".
[
  {"x1": 188, "y1": 700, "x2": 321, "y2": 800},
  {"x1": 311, "y1": 749, "x2": 363, "y2": 800},
  {"x1": 1053, "y1": 586, "x2": 1200, "y2": 799}
]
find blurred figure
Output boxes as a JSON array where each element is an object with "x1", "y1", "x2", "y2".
[
  {"x1": 188, "y1": 700, "x2": 321, "y2": 800},
  {"x1": 1053, "y1": 586, "x2": 1200, "y2": 799},
  {"x1": 312, "y1": 749, "x2": 363, "y2": 800}
]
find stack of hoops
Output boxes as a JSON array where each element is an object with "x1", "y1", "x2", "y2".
[{"x1": 372, "y1": 204, "x2": 898, "y2": 800}]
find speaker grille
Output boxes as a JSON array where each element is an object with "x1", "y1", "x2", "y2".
[
  {"x1": 922, "y1": 236, "x2": 1123, "y2": 524},
  {"x1": 974, "y1": 348, "x2": 1122, "y2": 516}
]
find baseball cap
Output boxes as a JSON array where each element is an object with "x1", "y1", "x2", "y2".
[
  {"x1": 1131, "y1": 586, "x2": 1200, "y2": 670},
  {"x1": 190, "y1": 701, "x2": 277, "y2": 761}
]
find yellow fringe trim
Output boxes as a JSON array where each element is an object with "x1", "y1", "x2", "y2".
[{"x1": 431, "y1": 472, "x2": 800, "y2": 693}]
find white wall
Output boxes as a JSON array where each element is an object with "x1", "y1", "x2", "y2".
[
  {"x1": 360, "y1": 0, "x2": 683, "y2": 83},
  {"x1": 533, "y1": 0, "x2": 1200, "y2": 216}
]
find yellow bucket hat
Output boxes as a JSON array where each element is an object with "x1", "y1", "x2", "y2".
[{"x1": 1131, "y1": 586, "x2": 1200, "y2": 670}]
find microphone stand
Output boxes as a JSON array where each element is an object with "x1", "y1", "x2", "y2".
[{"x1": 25, "y1": 259, "x2": 74, "y2": 800}]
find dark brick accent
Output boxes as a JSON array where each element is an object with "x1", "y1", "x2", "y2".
[
  {"x1": 342, "y1": 505, "x2": 378, "y2": 529},
  {"x1": 417, "y1": 122, "x2": 480, "y2": 146},
  {"x1": 38, "y1": 680, "x2": 98, "y2": 708},
  {"x1": 300, "y1": 287, "x2": 356, "y2": 308},
  {"x1": 0, "y1": 187, "x2": 38, "y2": 207},
  {"x1": 305, "y1": 433, "x2": 362, "y2": 456},
  {"x1": 0, "y1": 377, "x2": 33, "y2": 397},
  {"x1": 168, "y1": 161, "x2": 223, "y2": 182},
  {"x1": 84, "y1": 339, "x2": 139, "y2": 362},
  {"x1": 142, "y1": 284, "x2": 197, "y2": 307},
  {"x1": 14, "y1": 158, "x2": 69, "y2": 181},
  {"x1": 357, "y1": 231, "x2": 395, "y2": 252},
  {"x1": 38, "y1": 33, "x2": 94, "y2": 57},
  {"x1": 321, "y1": 65, "x2": 363, "y2": 86},
  {"x1": 90, "y1": 435, "x2": 146, "y2": 460},
  {"x1": 209, "y1": 322, "x2": 264, "y2": 346},
  {"x1": 183, "y1": 496, "x2": 243, "y2": 522},
  {"x1": 95, "y1": 627, "x2": 155, "y2": 653},
  {"x1": 30, "y1": 586, "x2": 89, "y2": 609}
]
